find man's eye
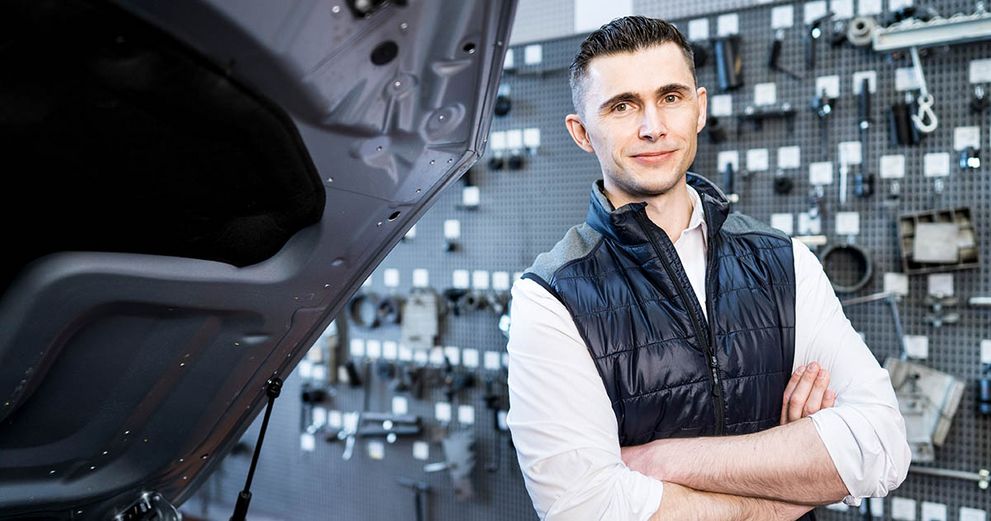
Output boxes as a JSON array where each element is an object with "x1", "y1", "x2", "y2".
[
  {"x1": 614, "y1": 102, "x2": 629, "y2": 112},
  {"x1": 664, "y1": 94, "x2": 679, "y2": 103}
]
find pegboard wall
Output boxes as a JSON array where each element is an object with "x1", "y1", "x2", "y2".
[{"x1": 185, "y1": 1, "x2": 991, "y2": 519}]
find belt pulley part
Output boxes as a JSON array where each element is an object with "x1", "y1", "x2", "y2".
[{"x1": 820, "y1": 243, "x2": 873, "y2": 293}]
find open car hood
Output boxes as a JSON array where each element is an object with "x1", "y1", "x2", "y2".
[{"x1": 0, "y1": 0, "x2": 515, "y2": 518}]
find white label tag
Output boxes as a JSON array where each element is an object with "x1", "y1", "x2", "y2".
[
  {"x1": 903, "y1": 336, "x2": 929, "y2": 360},
  {"x1": 889, "y1": 0, "x2": 914, "y2": 10},
  {"x1": 523, "y1": 127, "x2": 541, "y2": 148},
  {"x1": 523, "y1": 44, "x2": 542, "y2": 65},
  {"x1": 472, "y1": 270, "x2": 490, "y2": 290},
  {"x1": 880, "y1": 155, "x2": 906, "y2": 179},
  {"x1": 770, "y1": 213, "x2": 794, "y2": 235},
  {"x1": 838, "y1": 141, "x2": 862, "y2": 165},
  {"x1": 298, "y1": 360, "x2": 313, "y2": 379},
  {"x1": 429, "y1": 346, "x2": 445, "y2": 365},
  {"x1": 688, "y1": 18, "x2": 710, "y2": 41},
  {"x1": 895, "y1": 67, "x2": 922, "y2": 91},
  {"x1": 717, "y1": 14, "x2": 739, "y2": 36},
  {"x1": 954, "y1": 126, "x2": 981, "y2": 150},
  {"x1": 798, "y1": 212, "x2": 821, "y2": 235},
  {"x1": 383, "y1": 268, "x2": 400, "y2": 288},
  {"x1": 771, "y1": 5, "x2": 794, "y2": 29},
  {"x1": 747, "y1": 149, "x2": 769, "y2": 171},
  {"x1": 778, "y1": 146, "x2": 801, "y2": 169},
  {"x1": 398, "y1": 343, "x2": 414, "y2": 362},
  {"x1": 711, "y1": 94, "x2": 733, "y2": 116},
  {"x1": 458, "y1": 405, "x2": 475, "y2": 425},
  {"x1": 921, "y1": 502, "x2": 947, "y2": 521},
  {"x1": 981, "y1": 340, "x2": 991, "y2": 364},
  {"x1": 462, "y1": 186, "x2": 480, "y2": 207},
  {"x1": 858, "y1": 0, "x2": 882, "y2": 15},
  {"x1": 835, "y1": 212, "x2": 860, "y2": 235},
  {"x1": 444, "y1": 345, "x2": 461, "y2": 366},
  {"x1": 366, "y1": 339, "x2": 381, "y2": 359},
  {"x1": 803, "y1": 1, "x2": 828, "y2": 24},
  {"x1": 717, "y1": 151, "x2": 740, "y2": 172},
  {"x1": 443, "y1": 219, "x2": 461, "y2": 239},
  {"x1": 927, "y1": 273, "x2": 954, "y2": 297},
  {"x1": 969, "y1": 59, "x2": 991, "y2": 84},
  {"x1": 383, "y1": 341, "x2": 398, "y2": 360},
  {"x1": 350, "y1": 339, "x2": 365, "y2": 357},
  {"x1": 300, "y1": 433, "x2": 315, "y2": 452},
  {"x1": 452, "y1": 269, "x2": 470, "y2": 289},
  {"x1": 960, "y1": 507, "x2": 987, "y2": 521},
  {"x1": 435, "y1": 402, "x2": 452, "y2": 422},
  {"x1": 809, "y1": 162, "x2": 833, "y2": 185},
  {"x1": 754, "y1": 83, "x2": 777, "y2": 106},
  {"x1": 815, "y1": 75, "x2": 841, "y2": 98},
  {"x1": 831, "y1": 0, "x2": 854, "y2": 19},
  {"x1": 884, "y1": 273, "x2": 909, "y2": 296},
  {"x1": 413, "y1": 441, "x2": 430, "y2": 461},
  {"x1": 412, "y1": 268, "x2": 429, "y2": 288},
  {"x1": 484, "y1": 351, "x2": 502, "y2": 370},
  {"x1": 392, "y1": 396, "x2": 409, "y2": 415},
  {"x1": 489, "y1": 131, "x2": 506, "y2": 151},
  {"x1": 328, "y1": 410, "x2": 343, "y2": 430},
  {"x1": 852, "y1": 71, "x2": 877, "y2": 94},
  {"x1": 367, "y1": 440, "x2": 385, "y2": 460},
  {"x1": 924, "y1": 153, "x2": 950, "y2": 177},
  {"x1": 492, "y1": 271, "x2": 511, "y2": 291},
  {"x1": 311, "y1": 365, "x2": 326, "y2": 381},
  {"x1": 505, "y1": 129, "x2": 523, "y2": 150},
  {"x1": 312, "y1": 407, "x2": 327, "y2": 428},
  {"x1": 462, "y1": 348, "x2": 479, "y2": 368}
]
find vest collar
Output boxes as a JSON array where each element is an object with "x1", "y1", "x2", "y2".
[{"x1": 586, "y1": 173, "x2": 730, "y2": 246}]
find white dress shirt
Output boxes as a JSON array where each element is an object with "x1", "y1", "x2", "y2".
[{"x1": 506, "y1": 185, "x2": 910, "y2": 520}]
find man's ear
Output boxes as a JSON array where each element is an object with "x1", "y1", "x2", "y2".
[
  {"x1": 695, "y1": 86, "x2": 708, "y2": 133},
  {"x1": 565, "y1": 114, "x2": 595, "y2": 153}
]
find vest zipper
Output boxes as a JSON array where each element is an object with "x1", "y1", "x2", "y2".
[
  {"x1": 702, "y1": 232, "x2": 726, "y2": 435},
  {"x1": 633, "y1": 211, "x2": 725, "y2": 435}
]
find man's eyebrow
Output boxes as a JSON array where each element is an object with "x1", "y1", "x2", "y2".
[
  {"x1": 656, "y1": 83, "x2": 693, "y2": 96},
  {"x1": 598, "y1": 92, "x2": 643, "y2": 113}
]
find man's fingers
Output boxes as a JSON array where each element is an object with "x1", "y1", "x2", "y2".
[
  {"x1": 787, "y1": 362, "x2": 821, "y2": 422},
  {"x1": 822, "y1": 388, "x2": 837, "y2": 409},
  {"x1": 802, "y1": 368, "x2": 830, "y2": 417},
  {"x1": 780, "y1": 365, "x2": 806, "y2": 425}
]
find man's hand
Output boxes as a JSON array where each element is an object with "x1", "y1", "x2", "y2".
[{"x1": 780, "y1": 361, "x2": 836, "y2": 425}]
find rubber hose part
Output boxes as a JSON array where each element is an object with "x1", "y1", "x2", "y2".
[
  {"x1": 819, "y1": 243, "x2": 873, "y2": 293},
  {"x1": 846, "y1": 17, "x2": 875, "y2": 47},
  {"x1": 348, "y1": 292, "x2": 382, "y2": 328}
]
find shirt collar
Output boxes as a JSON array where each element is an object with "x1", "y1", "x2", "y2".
[{"x1": 683, "y1": 185, "x2": 708, "y2": 243}]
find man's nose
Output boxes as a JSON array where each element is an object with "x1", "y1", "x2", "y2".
[{"x1": 638, "y1": 105, "x2": 668, "y2": 141}]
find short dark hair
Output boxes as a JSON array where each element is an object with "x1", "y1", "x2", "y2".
[{"x1": 569, "y1": 16, "x2": 696, "y2": 115}]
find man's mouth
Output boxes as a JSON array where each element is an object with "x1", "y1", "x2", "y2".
[{"x1": 631, "y1": 150, "x2": 676, "y2": 163}]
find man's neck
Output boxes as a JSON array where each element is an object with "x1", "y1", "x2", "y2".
[{"x1": 603, "y1": 179, "x2": 693, "y2": 244}]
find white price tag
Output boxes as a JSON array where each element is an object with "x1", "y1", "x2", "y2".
[
  {"x1": 815, "y1": 75, "x2": 840, "y2": 98},
  {"x1": 312, "y1": 407, "x2": 327, "y2": 427},
  {"x1": 954, "y1": 126, "x2": 981, "y2": 150},
  {"x1": 852, "y1": 71, "x2": 877, "y2": 94},
  {"x1": 895, "y1": 67, "x2": 922, "y2": 91},
  {"x1": 484, "y1": 351, "x2": 502, "y2": 370},
  {"x1": 960, "y1": 507, "x2": 987, "y2": 521},
  {"x1": 523, "y1": 127, "x2": 541, "y2": 148},
  {"x1": 383, "y1": 268, "x2": 400, "y2": 288},
  {"x1": 927, "y1": 273, "x2": 954, "y2": 297},
  {"x1": 803, "y1": 1, "x2": 828, "y2": 24},
  {"x1": 771, "y1": 5, "x2": 794, "y2": 29},
  {"x1": 412, "y1": 441, "x2": 430, "y2": 461},
  {"x1": 444, "y1": 346, "x2": 461, "y2": 366},
  {"x1": 398, "y1": 343, "x2": 414, "y2": 362},
  {"x1": 883, "y1": 273, "x2": 909, "y2": 296},
  {"x1": 798, "y1": 212, "x2": 821, "y2": 235},
  {"x1": 505, "y1": 129, "x2": 523, "y2": 149},
  {"x1": 443, "y1": 219, "x2": 461, "y2": 239},
  {"x1": 903, "y1": 336, "x2": 929, "y2": 360},
  {"x1": 858, "y1": 0, "x2": 882, "y2": 15},
  {"x1": 921, "y1": 502, "x2": 947, "y2": 521},
  {"x1": 458, "y1": 405, "x2": 475, "y2": 425},
  {"x1": 435, "y1": 402, "x2": 452, "y2": 422},
  {"x1": 835, "y1": 212, "x2": 860, "y2": 236},
  {"x1": 830, "y1": 0, "x2": 853, "y2": 19},
  {"x1": 889, "y1": 0, "x2": 914, "y2": 10},
  {"x1": 880, "y1": 155, "x2": 906, "y2": 179},
  {"x1": 717, "y1": 151, "x2": 740, "y2": 172},
  {"x1": 492, "y1": 271, "x2": 511, "y2": 291},
  {"x1": 711, "y1": 94, "x2": 732, "y2": 117},
  {"x1": 717, "y1": 14, "x2": 739, "y2": 36},
  {"x1": 311, "y1": 365, "x2": 326, "y2": 381},
  {"x1": 383, "y1": 341, "x2": 398, "y2": 360},
  {"x1": 688, "y1": 18, "x2": 709, "y2": 41},
  {"x1": 350, "y1": 339, "x2": 365, "y2": 357},
  {"x1": 770, "y1": 213, "x2": 794, "y2": 235},
  {"x1": 392, "y1": 396, "x2": 409, "y2": 415},
  {"x1": 367, "y1": 440, "x2": 385, "y2": 460},
  {"x1": 462, "y1": 186, "x2": 480, "y2": 207},
  {"x1": 429, "y1": 346, "x2": 445, "y2": 365},
  {"x1": 981, "y1": 340, "x2": 991, "y2": 364},
  {"x1": 472, "y1": 270, "x2": 490, "y2": 290},
  {"x1": 754, "y1": 83, "x2": 777, "y2": 106},
  {"x1": 838, "y1": 141, "x2": 862, "y2": 165},
  {"x1": 298, "y1": 360, "x2": 313, "y2": 379},
  {"x1": 452, "y1": 269, "x2": 470, "y2": 289},
  {"x1": 809, "y1": 162, "x2": 833, "y2": 185},
  {"x1": 778, "y1": 146, "x2": 801, "y2": 169},
  {"x1": 366, "y1": 339, "x2": 382, "y2": 359},
  {"x1": 412, "y1": 268, "x2": 429, "y2": 288},
  {"x1": 462, "y1": 348, "x2": 479, "y2": 368},
  {"x1": 747, "y1": 149, "x2": 769, "y2": 171},
  {"x1": 490, "y1": 131, "x2": 506, "y2": 151},
  {"x1": 328, "y1": 410, "x2": 343, "y2": 430},
  {"x1": 300, "y1": 433, "x2": 316, "y2": 452},
  {"x1": 924, "y1": 153, "x2": 950, "y2": 177},
  {"x1": 523, "y1": 44, "x2": 542, "y2": 65},
  {"x1": 970, "y1": 59, "x2": 991, "y2": 84}
]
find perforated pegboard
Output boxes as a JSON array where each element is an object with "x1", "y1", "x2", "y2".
[{"x1": 185, "y1": 1, "x2": 991, "y2": 520}]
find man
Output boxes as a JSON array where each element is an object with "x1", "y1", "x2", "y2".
[{"x1": 505, "y1": 16, "x2": 910, "y2": 520}]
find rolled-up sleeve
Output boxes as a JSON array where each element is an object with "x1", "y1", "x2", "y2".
[
  {"x1": 792, "y1": 240, "x2": 912, "y2": 500},
  {"x1": 507, "y1": 278, "x2": 664, "y2": 520}
]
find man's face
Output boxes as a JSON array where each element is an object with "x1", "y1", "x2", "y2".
[{"x1": 565, "y1": 43, "x2": 707, "y2": 200}]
